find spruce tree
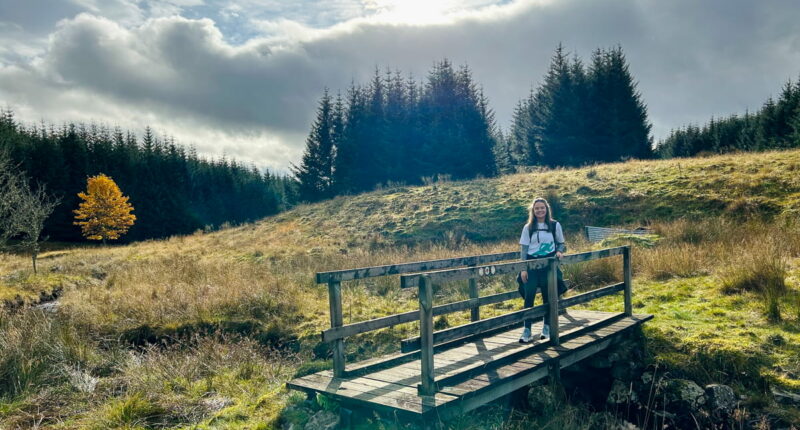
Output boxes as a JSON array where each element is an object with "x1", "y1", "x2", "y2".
[{"x1": 292, "y1": 90, "x2": 336, "y2": 201}]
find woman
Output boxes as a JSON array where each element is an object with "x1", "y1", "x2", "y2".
[{"x1": 517, "y1": 197, "x2": 567, "y2": 343}]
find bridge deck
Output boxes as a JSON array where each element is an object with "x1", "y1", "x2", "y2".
[{"x1": 287, "y1": 310, "x2": 652, "y2": 420}]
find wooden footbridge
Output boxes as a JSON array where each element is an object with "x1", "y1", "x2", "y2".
[{"x1": 287, "y1": 246, "x2": 652, "y2": 423}]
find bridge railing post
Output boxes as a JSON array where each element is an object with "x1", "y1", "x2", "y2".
[
  {"x1": 419, "y1": 274, "x2": 436, "y2": 395},
  {"x1": 328, "y1": 280, "x2": 346, "y2": 377},
  {"x1": 623, "y1": 246, "x2": 633, "y2": 316},
  {"x1": 547, "y1": 258, "x2": 560, "y2": 346},
  {"x1": 468, "y1": 273, "x2": 480, "y2": 322}
]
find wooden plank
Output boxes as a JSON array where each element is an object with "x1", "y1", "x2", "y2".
[
  {"x1": 401, "y1": 247, "x2": 626, "y2": 288},
  {"x1": 322, "y1": 291, "x2": 520, "y2": 342},
  {"x1": 469, "y1": 278, "x2": 479, "y2": 322},
  {"x1": 316, "y1": 251, "x2": 518, "y2": 283},
  {"x1": 328, "y1": 280, "x2": 345, "y2": 377},
  {"x1": 401, "y1": 258, "x2": 549, "y2": 288},
  {"x1": 419, "y1": 275, "x2": 436, "y2": 395},
  {"x1": 437, "y1": 314, "x2": 653, "y2": 411},
  {"x1": 558, "y1": 247, "x2": 625, "y2": 264},
  {"x1": 428, "y1": 312, "x2": 624, "y2": 391},
  {"x1": 558, "y1": 282, "x2": 625, "y2": 308},
  {"x1": 623, "y1": 246, "x2": 633, "y2": 316},
  {"x1": 401, "y1": 304, "x2": 548, "y2": 353},
  {"x1": 343, "y1": 308, "x2": 539, "y2": 378},
  {"x1": 547, "y1": 259, "x2": 559, "y2": 345},
  {"x1": 287, "y1": 372, "x2": 457, "y2": 415}
]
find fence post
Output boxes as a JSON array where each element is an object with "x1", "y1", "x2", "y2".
[
  {"x1": 328, "y1": 280, "x2": 346, "y2": 377},
  {"x1": 419, "y1": 274, "x2": 436, "y2": 395},
  {"x1": 547, "y1": 258, "x2": 560, "y2": 346},
  {"x1": 623, "y1": 246, "x2": 633, "y2": 316},
  {"x1": 468, "y1": 277, "x2": 480, "y2": 322}
]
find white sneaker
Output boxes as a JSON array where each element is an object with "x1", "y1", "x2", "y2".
[
  {"x1": 519, "y1": 327, "x2": 532, "y2": 343},
  {"x1": 540, "y1": 324, "x2": 550, "y2": 340}
]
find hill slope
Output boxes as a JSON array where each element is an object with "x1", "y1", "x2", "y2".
[{"x1": 1, "y1": 150, "x2": 800, "y2": 428}]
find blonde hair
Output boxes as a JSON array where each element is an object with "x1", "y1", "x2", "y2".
[{"x1": 527, "y1": 197, "x2": 555, "y2": 232}]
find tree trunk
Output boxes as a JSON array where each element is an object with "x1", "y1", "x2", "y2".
[{"x1": 32, "y1": 253, "x2": 37, "y2": 274}]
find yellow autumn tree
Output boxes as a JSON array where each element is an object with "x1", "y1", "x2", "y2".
[{"x1": 74, "y1": 174, "x2": 136, "y2": 244}]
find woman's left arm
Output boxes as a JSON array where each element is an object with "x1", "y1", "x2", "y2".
[{"x1": 555, "y1": 222, "x2": 567, "y2": 255}]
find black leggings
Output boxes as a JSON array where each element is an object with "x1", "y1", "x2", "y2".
[
  {"x1": 518, "y1": 264, "x2": 564, "y2": 329},
  {"x1": 520, "y1": 267, "x2": 550, "y2": 329}
]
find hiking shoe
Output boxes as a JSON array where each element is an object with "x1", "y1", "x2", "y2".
[
  {"x1": 519, "y1": 327, "x2": 532, "y2": 343},
  {"x1": 540, "y1": 324, "x2": 550, "y2": 340}
]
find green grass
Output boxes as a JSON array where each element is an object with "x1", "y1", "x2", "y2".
[{"x1": 3, "y1": 150, "x2": 800, "y2": 428}]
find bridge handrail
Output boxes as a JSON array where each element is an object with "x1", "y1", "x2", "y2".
[
  {"x1": 315, "y1": 251, "x2": 518, "y2": 283},
  {"x1": 320, "y1": 245, "x2": 633, "y2": 385},
  {"x1": 318, "y1": 249, "x2": 520, "y2": 377},
  {"x1": 400, "y1": 247, "x2": 625, "y2": 288},
  {"x1": 412, "y1": 245, "x2": 632, "y2": 395}
]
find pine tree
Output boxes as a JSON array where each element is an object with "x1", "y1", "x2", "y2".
[
  {"x1": 589, "y1": 46, "x2": 652, "y2": 161},
  {"x1": 73, "y1": 173, "x2": 136, "y2": 244},
  {"x1": 293, "y1": 89, "x2": 336, "y2": 201}
]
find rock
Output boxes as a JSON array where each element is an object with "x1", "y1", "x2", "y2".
[
  {"x1": 35, "y1": 301, "x2": 60, "y2": 313},
  {"x1": 641, "y1": 371, "x2": 654, "y2": 386},
  {"x1": 305, "y1": 410, "x2": 339, "y2": 430},
  {"x1": 612, "y1": 360, "x2": 640, "y2": 381},
  {"x1": 771, "y1": 387, "x2": 800, "y2": 405},
  {"x1": 661, "y1": 379, "x2": 706, "y2": 413},
  {"x1": 607, "y1": 379, "x2": 638, "y2": 405},
  {"x1": 589, "y1": 353, "x2": 615, "y2": 369},
  {"x1": 201, "y1": 395, "x2": 234, "y2": 412},
  {"x1": 705, "y1": 384, "x2": 737, "y2": 415},
  {"x1": 527, "y1": 385, "x2": 559, "y2": 411}
]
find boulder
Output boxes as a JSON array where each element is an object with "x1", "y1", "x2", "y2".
[
  {"x1": 612, "y1": 360, "x2": 641, "y2": 381},
  {"x1": 661, "y1": 379, "x2": 706, "y2": 413},
  {"x1": 771, "y1": 387, "x2": 800, "y2": 406},
  {"x1": 305, "y1": 410, "x2": 339, "y2": 430},
  {"x1": 704, "y1": 384, "x2": 737, "y2": 415},
  {"x1": 607, "y1": 379, "x2": 639, "y2": 406},
  {"x1": 527, "y1": 385, "x2": 559, "y2": 411}
]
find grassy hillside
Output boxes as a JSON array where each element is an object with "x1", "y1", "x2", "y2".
[{"x1": 1, "y1": 150, "x2": 800, "y2": 428}]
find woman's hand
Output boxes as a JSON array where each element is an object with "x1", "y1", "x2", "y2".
[
  {"x1": 556, "y1": 251, "x2": 563, "y2": 258},
  {"x1": 520, "y1": 271, "x2": 528, "y2": 283}
]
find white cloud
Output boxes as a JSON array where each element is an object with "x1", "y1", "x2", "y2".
[{"x1": 1, "y1": 0, "x2": 800, "y2": 172}]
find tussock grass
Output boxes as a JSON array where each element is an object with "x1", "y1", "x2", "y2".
[{"x1": 2, "y1": 150, "x2": 800, "y2": 427}]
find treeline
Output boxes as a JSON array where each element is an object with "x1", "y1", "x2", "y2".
[
  {"x1": 656, "y1": 78, "x2": 800, "y2": 157},
  {"x1": 295, "y1": 45, "x2": 653, "y2": 202},
  {"x1": 0, "y1": 110, "x2": 295, "y2": 242},
  {"x1": 293, "y1": 60, "x2": 497, "y2": 201},
  {"x1": 499, "y1": 45, "x2": 651, "y2": 171}
]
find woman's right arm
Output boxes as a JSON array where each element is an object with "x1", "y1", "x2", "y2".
[{"x1": 519, "y1": 224, "x2": 529, "y2": 260}]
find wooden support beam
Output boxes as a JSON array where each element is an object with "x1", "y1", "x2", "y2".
[
  {"x1": 401, "y1": 258, "x2": 549, "y2": 288},
  {"x1": 419, "y1": 275, "x2": 436, "y2": 396},
  {"x1": 322, "y1": 291, "x2": 519, "y2": 342},
  {"x1": 623, "y1": 246, "x2": 633, "y2": 316},
  {"x1": 558, "y1": 282, "x2": 625, "y2": 308},
  {"x1": 468, "y1": 278, "x2": 479, "y2": 322},
  {"x1": 547, "y1": 259, "x2": 560, "y2": 346},
  {"x1": 558, "y1": 247, "x2": 625, "y2": 265},
  {"x1": 400, "y1": 247, "x2": 626, "y2": 288},
  {"x1": 328, "y1": 280, "x2": 346, "y2": 377},
  {"x1": 402, "y1": 304, "x2": 548, "y2": 353},
  {"x1": 316, "y1": 251, "x2": 518, "y2": 283}
]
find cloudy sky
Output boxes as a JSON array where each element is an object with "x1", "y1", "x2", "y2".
[{"x1": 1, "y1": 0, "x2": 799, "y2": 172}]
